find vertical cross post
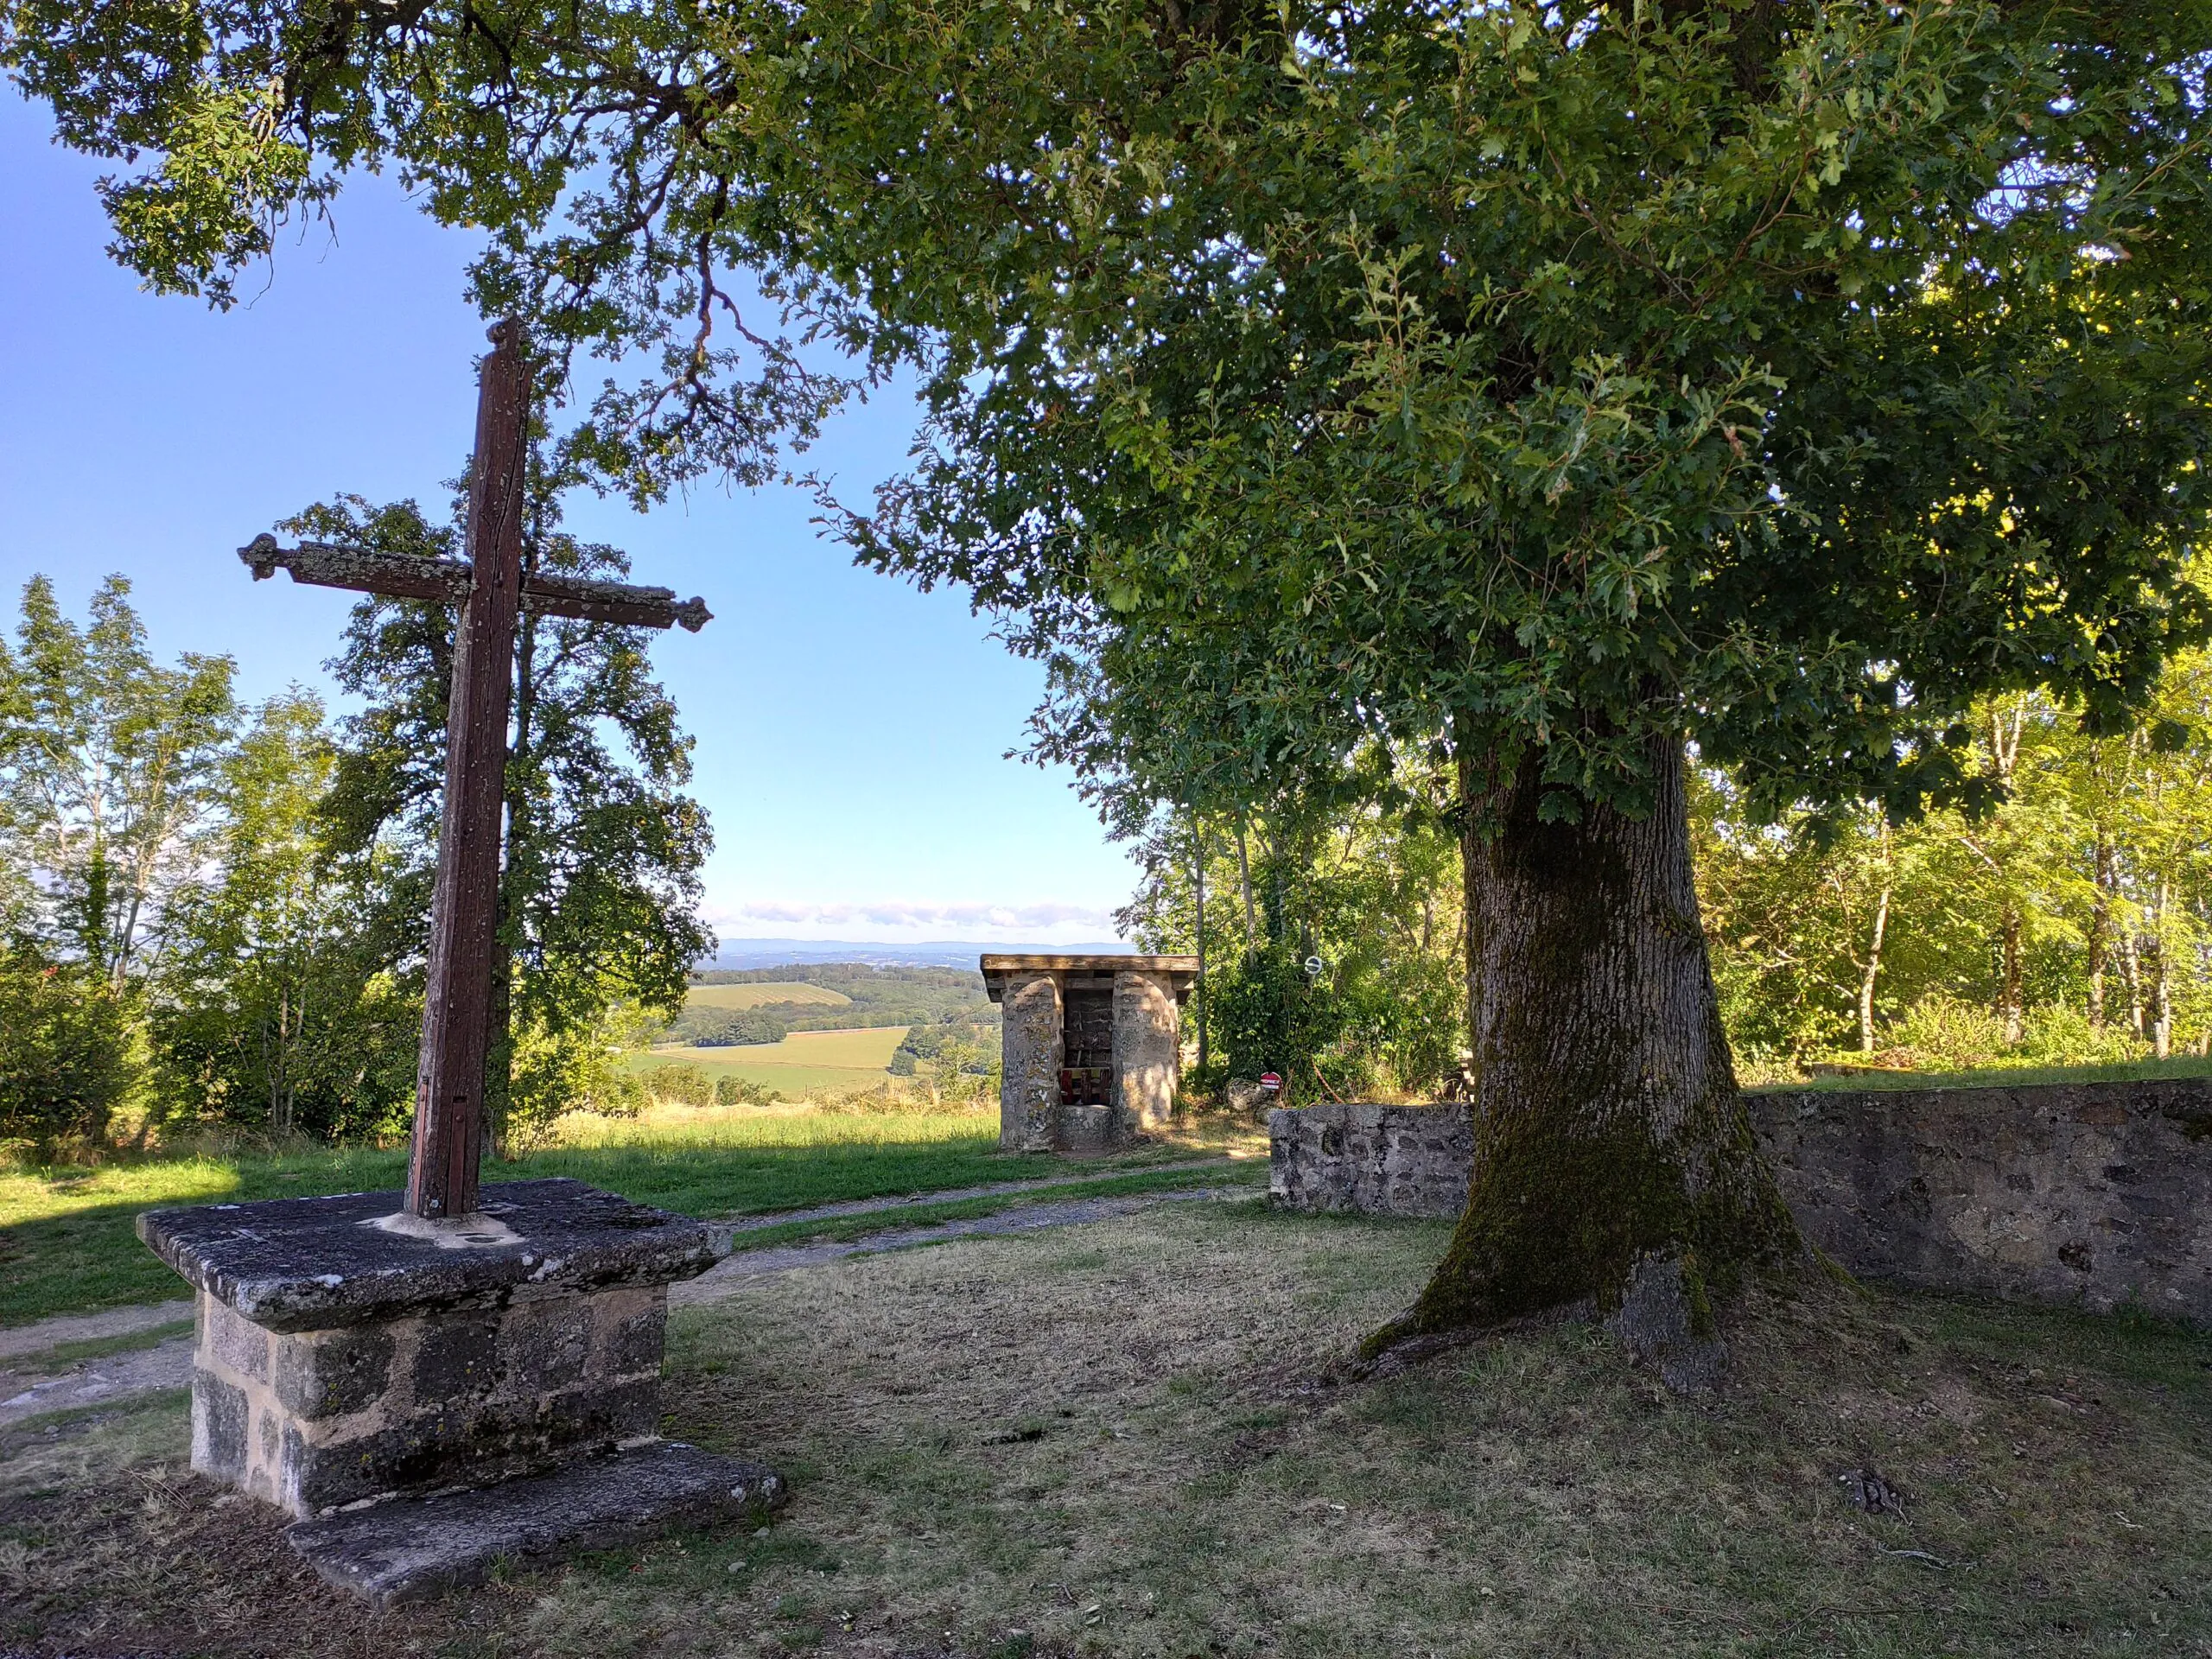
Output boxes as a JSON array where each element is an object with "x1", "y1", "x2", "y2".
[{"x1": 407, "y1": 320, "x2": 532, "y2": 1219}]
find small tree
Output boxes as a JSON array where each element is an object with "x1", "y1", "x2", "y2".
[
  {"x1": 0, "y1": 948, "x2": 134, "y2": 1155},
  {"x1": 150, "y1": 692, "x2": 418, "y2": 1139},
  {"x1": 0, "y1": 575, "x2": 236, "y2": 988}
]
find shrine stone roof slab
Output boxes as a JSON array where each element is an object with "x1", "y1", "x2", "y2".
[
  {"x1": 978, "y1": 954, "x2": 1198, "y2": 973},
  {"x1": 138, "y1": 1178, "x2": 715, "y2": 1332},
  {"x1": 980, "y1": 954, "x2": 1198, "y2": 1003}
]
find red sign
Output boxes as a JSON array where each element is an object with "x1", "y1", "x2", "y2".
[{"x1": 1258, "y1": 1072, "x2": 1283, "y2": 1093}]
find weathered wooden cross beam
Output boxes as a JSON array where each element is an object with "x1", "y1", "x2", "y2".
[
  {"x1": 239, "y1": 320, "x2": 711, "y2": 1220},
  {"x1": 238, "y1": 539, "x2": 712, "y2": 633}
]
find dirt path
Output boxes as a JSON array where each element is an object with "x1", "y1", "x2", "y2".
[
  {"x1": 0, "y1": 1185, "x2": 1256, "y2": 1426},
  {"x1": 677, "y1": 1185, "x2": 1248, "y2": 1303},
  {"x1": 702, "y1": 1156, "x2": 1238, "y2": 1249},
  {"x1": 0, "y1": 1332, "x2": 199, "y2": 1429},
  {"x1": 0, "y1": 1299, "x2": 194, "y2": 1362}
]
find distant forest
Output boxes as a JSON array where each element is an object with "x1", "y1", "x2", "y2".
[{"x1": 662, "y1": 963, "x2": 1001, "y2": 1046}]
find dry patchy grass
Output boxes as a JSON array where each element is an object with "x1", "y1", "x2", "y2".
[{"x1": 3, "y1": 1202, "x2": 2208, "y2": 1657}]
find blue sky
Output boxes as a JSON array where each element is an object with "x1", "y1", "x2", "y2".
[{"x1": 0, "y1": 92, "x2": 1139, "y2": 947}]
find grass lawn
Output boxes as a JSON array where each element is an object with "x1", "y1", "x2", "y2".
[
  {"x1": 634, "y1": 1027, "x2": 911, "y2": 1095},
  {"x1": 0, "y1": 1106, "x2": 1053, "y2": 1328},
  {"x1": 3, "y1": 1202, "x2": 2206, "y2": 1656},
  {"x1": 684, "y1": 982, "x2": 854, "y2": 1012}
]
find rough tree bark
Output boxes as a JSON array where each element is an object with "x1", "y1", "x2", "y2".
[
  {"x1": 1999, "y1": 904, "x2": 2025, "y2": 1046},
  {"x1": 2088, "y1": 830, "x2": 2113, "y2": 1027},
  {"x1": 1858, "y1": 820, "x2": 1892, "y2": 1057},
  {"x1": 1382, "y1": 734, "x2": 1801, "y2": 1390}
]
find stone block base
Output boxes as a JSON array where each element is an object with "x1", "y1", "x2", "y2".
[
  {"x1": 192, "y1": 1281, "x2": 667, "y2": 1516},
  {"x1": 287, "y1": 1440, "x2": 787, "y2": 1606},
  {"x1": 141, "y1": 1179, "x2": 725, "y2": 1518}
]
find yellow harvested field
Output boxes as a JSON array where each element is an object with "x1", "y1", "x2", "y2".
[
  {"x1": 685, "y1": 981, "x2": 852, "y2": 1011},
  {"x1": 632, "y1": 1026, "x2": 911, "y2": 1096}
]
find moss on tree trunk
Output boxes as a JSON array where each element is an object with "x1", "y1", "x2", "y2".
[{"x1": 1393, "y1": 734, "x2": 1800, "y2": 1388}]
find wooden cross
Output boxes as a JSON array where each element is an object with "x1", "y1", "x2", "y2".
[{"x1": 238, "y1": 319, "x2": 712, "y2": 1219}]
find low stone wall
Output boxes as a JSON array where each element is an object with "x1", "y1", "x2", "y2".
[
  {"x1": 1269, "y1": 1079, "x2": 2212, "y2": 1326},
  {"x1": 1266, "y1": 1101, "x2": 1476, "y2": 1219}
]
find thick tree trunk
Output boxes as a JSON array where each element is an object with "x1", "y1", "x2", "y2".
[
  {"x1": 1455, "y1": 735, "x2": 1481, "y2": 1052},
  {"x1": 1392, "y1": 735, "x2": 1800, "y2": 1389}
]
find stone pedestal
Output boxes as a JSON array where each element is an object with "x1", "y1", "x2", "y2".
[{"x1": 139, "y1": 1177, "x2": 784, "y2": 1599}]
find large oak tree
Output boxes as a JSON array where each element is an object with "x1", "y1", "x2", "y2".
[{"x1": 10, "y1": 0, "x2": 2209, "y2": 1374}]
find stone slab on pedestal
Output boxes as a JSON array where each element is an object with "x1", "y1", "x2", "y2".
[
  {"x1": 287, "y1": 1440, "x2": 786, "y2": 1607},
  {"x1": 141, "y1": 1177, "x2": 715, "y2": 1331},
  {"x1": 137, "y1": 1179, "x2": 735, "y2": 1520}
]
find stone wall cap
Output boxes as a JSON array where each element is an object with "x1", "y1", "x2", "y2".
[
  {"x1": 137, "y1": 1178, "x2": 716, "y2": 1332},
  {"x1": 1748, "y1": 1075, "x2": 2212, "y2": 1120}
]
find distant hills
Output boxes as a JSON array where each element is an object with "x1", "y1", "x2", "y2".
[{"x1": 701, "y1": 938, "x2": 1134, "y2": 971}]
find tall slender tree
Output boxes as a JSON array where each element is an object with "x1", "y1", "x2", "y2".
[
  {"x1": 302, "y1": 490, "x2": 714, "y2": 1149},
  {"x1": 0, "y1": 575, "x2": 237, "y2": 986}
]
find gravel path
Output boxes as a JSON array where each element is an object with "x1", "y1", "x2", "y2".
[
  {"x1": 1, "y1": 1333, "x2": 198, "y2": 1428},
  {"x1": 0, "y1": 1299, "x2": 194, "y2": 1362}
]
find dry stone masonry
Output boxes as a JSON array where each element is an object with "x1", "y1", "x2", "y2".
[
  {"x1": 983, "y1": 955, "x2": 1198, "y2": 1153},
  {"x1": 1272, "y1": 1078, "x2": 2212, "y2": 1326}
]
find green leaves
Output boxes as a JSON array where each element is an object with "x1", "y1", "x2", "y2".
[
  {"x1": 305, "y1": 486, "x2": 714, "y2": 1143},
  {"x1": 96, "y1": 81, "x2": 322, "y2": 308},
  {"x1": 10, "y1": 0, "x2": 2212, "y2": 830}
]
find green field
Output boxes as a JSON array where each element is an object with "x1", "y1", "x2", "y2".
[
  {"x1": 637, "y1": 1026, "x2": 910, "y2": 1094},
  {"x1": 683, "y1": 981, "x2": 852, "y2": 1012}
]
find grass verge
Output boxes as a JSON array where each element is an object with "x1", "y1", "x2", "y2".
[
  {"x1": 3, "y1": 1202, "x2": 2205, "y2": 1656},
  {"x1": 0, "y1": 1111, "x2": 1020, "y2": 1328}
]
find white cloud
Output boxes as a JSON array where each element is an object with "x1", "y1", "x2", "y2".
[{"x1": 706, "y1": 897, "x2": 1125, "y2": 945}]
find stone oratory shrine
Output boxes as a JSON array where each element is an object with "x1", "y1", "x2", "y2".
[
  {"x1": 134, "y1": 322, "x2": 782, "y2": 1606},
  {"x1": 982, "y1": 954, "x2": 1199, "y2": 1152}
]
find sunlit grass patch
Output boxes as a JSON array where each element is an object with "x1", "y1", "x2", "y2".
[{"x1": 630, "y1": 1026, "x2": 911, "y2": 1095}]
